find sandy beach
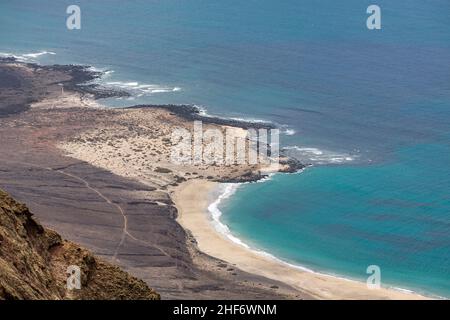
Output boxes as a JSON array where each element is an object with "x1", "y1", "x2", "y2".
[
  {"x1": 0, "y1": 59, "x2": 307, "y2": 299},
  {"x1": 0, "y1": 58, "x2": 432, "y2": 299},
  {"x1": 173, "y1": 179, "x2": 429, "y2": 300}
]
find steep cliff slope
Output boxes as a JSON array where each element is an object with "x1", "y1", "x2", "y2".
[{"x1": 0, "y1": 189, "x2": 160, "y2": 300}]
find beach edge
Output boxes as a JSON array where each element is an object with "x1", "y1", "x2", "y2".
[{"x1": 172, "y1": 179, "x2": 430, "y2": 300}]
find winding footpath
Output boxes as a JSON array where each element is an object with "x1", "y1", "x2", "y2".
[{"x1": 1, "y1": 159, "x2": 173, "y2": 262}]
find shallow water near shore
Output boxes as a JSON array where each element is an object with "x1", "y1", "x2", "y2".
[
  {"x1": 1, "y1": 0, "x2": 449, "y2": 297},
  {"x1": 218, "y1": 142, "x2": 450, "y2": 298}
]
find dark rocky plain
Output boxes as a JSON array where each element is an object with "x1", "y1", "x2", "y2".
[{"x1": 0, "y1": 58, "x2": 311, "y2": 299}]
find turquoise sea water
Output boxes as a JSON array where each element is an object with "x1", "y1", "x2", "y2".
[
  {"x1": 1, "y1": 1, "x2": 449, "y2": 297},
  {"x1": 220, "y1": 142, "x2": 450, "y2": 296}
]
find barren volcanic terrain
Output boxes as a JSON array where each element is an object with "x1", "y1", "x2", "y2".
[{"x1": 0, "y1": 59, "x2": 307, "y2": 299}]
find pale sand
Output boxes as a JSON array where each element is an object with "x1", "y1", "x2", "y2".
[
  {"x1": 173, "y1": 179, "x2": 429, "y2": 300},
  {"x1": 45, "y1": 90, "x2": 428, "y2": 299},
  {"x1": 31, "y1": 92, "x2": 106, "y2": 110}
]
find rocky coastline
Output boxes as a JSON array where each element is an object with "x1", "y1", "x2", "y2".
[{"x1": 0, "y1": 58, "x2": 308, "y2": 299}]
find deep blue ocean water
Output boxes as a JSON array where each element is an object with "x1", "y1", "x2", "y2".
[{"x1": 1, "y1": 0, "x2": 449, "y2": 297}]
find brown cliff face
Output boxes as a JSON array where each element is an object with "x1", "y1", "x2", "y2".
[{"x1": 0, "y1": 189, "x2": 160, "y2": 300}]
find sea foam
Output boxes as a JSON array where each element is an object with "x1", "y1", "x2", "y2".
[
  {"x1": 0, "y1": 51, "x2": 56, "y2": 62},
  {"x1": 283, "y1": 145, "x2": 357, "y2": 165},
  {"x1": 105, "y1": 80, "x2": 181, "y2": 96}
]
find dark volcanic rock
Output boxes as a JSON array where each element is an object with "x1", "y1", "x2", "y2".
[
  {"x1": 0, "y1": 59, "x2": 311, "y2": 300},
  {"x1": 0, "y1": 58, "x2": 128, "y2": 118},
  {"x1": 126, "y1": 104, "x2": 275, "y2": 130}
]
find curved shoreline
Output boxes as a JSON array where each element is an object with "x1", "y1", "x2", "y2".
[
  {"x1": 2, "y1": 56, "x2": 434, "y2": 299},
  {"x1": 206, "y1": 180, "x2": 444, "y2": 299},
  {"x1": 173, "y1": 179, "x2": 430, "y2": 300}
]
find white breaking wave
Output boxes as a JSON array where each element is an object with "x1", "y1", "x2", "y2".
[
  {"x1": 196, "y1": 105, "x2": 271, "y2": 124},
  {"x1": 283, "y1": 146, "x2": 357, "y2": 165},
  {"x1": 279, "y1": 124, "x2": 296, "y2": 136},
  {"x1": 22, "y1": 51, "x2": 56, "y2": 59},
  {"x1": 0, "y1": 52, "x2": 181, "y2": 98},
  {"x1": 208, "y1": 183, "x2": 258, "y2": 249},
  {"x1": 284, "y1": 128, "x2": 296, "y2": 136},
  {"x1": 88, "y1": 66, "x2": 115, "y2": 78},
  {"x1": 105, "y1": 80, "x2": 181, "y2": 96},
  {"x1": 0, "y1": 51, "x2": 56, "y2": 62},
  {"x1": 228, "y1": 116, "x2": 270, "y2": 124}
]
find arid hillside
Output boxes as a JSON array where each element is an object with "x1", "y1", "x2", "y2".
[{"x1": 0, "y1": 189, "x2": 160, "y2": 300}]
